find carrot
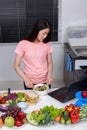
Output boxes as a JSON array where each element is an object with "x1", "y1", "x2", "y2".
[
  {"x1": 0, "y1": 117, "x2": 3, "y2": 128},
  {"x1": 55, "y1": 115, "x2": 62, "y2": 122}
]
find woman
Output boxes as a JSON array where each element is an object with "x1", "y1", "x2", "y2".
[{"x1": 14, "y1": 18, "x2": 53, "y2": 89}]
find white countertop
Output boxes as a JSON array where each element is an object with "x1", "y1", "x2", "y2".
[{"x1": 1, "y1": 89, "x2": 87, "y2": 130}]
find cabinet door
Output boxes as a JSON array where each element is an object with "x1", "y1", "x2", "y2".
[
  {"x1": 64, "y1": 47, "x2": 74, "y2": 85},
  {"x1": 73, "y1": 72, "x2": 78, "y2": 82}
]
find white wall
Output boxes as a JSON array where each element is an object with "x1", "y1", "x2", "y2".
[
  {"x1": 0, "y1": 43, "x2": 64, "y2": 83},
  {"x1": 61, "y1": 0, "x2": 87, "y2": 42},
  {"x1": 0, "y1": 45, "x2": 20, "y2": 81},
  {"x1": 0, "y1": 0, "x2": 87, "y2": 86}
]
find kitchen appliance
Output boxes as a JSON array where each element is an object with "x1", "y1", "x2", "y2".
[
  {"x1": 71, "y1": 46, "x2": 87, "y2": 57},
  {"x1": 70, "y1": 46, "x2": 87, "y2": 70},
  {"x1": 48, "y1": 79, "x2": 87, "y2": 103},
  {"x1": 74, "y1": 59, "x2": 87, "y2": 70},
  {"x1": 65, "y1": 26, "x2": 87, "y2": 70}
]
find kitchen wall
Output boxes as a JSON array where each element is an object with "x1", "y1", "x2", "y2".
[
  {"x1": 0, "y1": 0, "x2": 87, "y2": 88},
  {"x1": 61, "y1": 0, "x2": 87, "y2": 42},
  {"x1": 0, "y1": 43, "x2": 64, "y2": 88}
]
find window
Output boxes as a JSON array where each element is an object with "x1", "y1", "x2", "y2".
[{"x1": 0, "y1": 0, "x2": 59, "y2": 43}]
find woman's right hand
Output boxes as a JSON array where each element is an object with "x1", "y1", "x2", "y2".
[{"x1": 25, "y1": 80, "x2": 34, "y2": 88}]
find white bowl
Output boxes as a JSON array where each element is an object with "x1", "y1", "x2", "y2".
[
  {"x1": 17, "y1": 102, "x2": 28, "y2": 111},
  {"x1": 33, "y1": 84, "x2": 49, "y2": 96}
]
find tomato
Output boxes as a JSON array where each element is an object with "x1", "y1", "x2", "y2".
[
  {"x1": 70, "y1": 109, "x2": 80, "y2": 123},
  {"x1": 81, "y1": 91, "x2": 87, "y2": 98},
  {"x1": 1, "y1": 98, "x2": 6, "y2": 104},
  {"x1": 0, "y1": 96, "x2": 3, "y2": 100}
]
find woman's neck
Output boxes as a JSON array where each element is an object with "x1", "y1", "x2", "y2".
[{"x1": 33, "y1": 39, "x2": 41, "y2": 44}]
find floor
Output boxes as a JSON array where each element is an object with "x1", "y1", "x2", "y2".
[{"x1": 0, "y1": 80, "x2": 65, "y2": 91}]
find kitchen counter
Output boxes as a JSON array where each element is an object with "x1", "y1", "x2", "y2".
[{"x1": 1, "y1": 89, "x2": 87, "y2": 130}]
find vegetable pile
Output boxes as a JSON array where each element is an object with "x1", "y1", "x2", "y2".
[
  {"x1": 0, "y1": 104, "x2": 87, "y2": 128},
  {"x1": 0, "y1": 92, "x2": 30, "y2": 106},
  {"x1": 26, "y1": 104, "x2": 87, "y2": 125},
  {"x1": 26, "y1": 104, "x2": 81, "y2": 125},
  {"x1": 26, "y1": 105, "x2": 64, "y2": 125},
  {"x1": 80, "y1": 105, "x2": 87, "y2": 121},
  {"x1": 0, "y1": 91, "x2": 87, "y2": 128}
]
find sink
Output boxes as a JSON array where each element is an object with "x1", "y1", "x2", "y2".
[{"x1": 71, "y1": 46, "x2": 87, "y2": 57}]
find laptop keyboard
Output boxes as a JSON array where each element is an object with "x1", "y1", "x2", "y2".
[
  {"x1": 48, "y1": 87, "x2": 69, "y2": 102},
  {"x1": 48, "y1": 79, "x2": 87, "y2": 103},
  {"x1": 56, "y1": 92, "x2": 67, "y2": 100},
  {"x1": 48, "y1": 86, "x2": 74, "y2": 103}
]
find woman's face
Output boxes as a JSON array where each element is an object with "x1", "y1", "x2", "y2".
[{"x1": 36, "y1": 28, "x2": 50, "y2": 42}]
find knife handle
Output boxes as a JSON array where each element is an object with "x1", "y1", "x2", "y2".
[{"x1": 49, "y1": 84, "x2": 51, "y2": 89}]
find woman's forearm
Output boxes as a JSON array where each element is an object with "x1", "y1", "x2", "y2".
[
  {"x1": 14, "y1": 54, "x2": 29, "y2": 84},
  {"x1": 48, "y1": 62, "x2": 53, "y2": 76},
  {"x1": 14, "y1": 65, "x2": 29, "y2": 83},
  {"x1": 47, "y1": 53, "x2": 53, "y2": 84}
]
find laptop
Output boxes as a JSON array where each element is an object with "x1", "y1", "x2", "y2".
[{"x1": 48, "y1": 79, "x2": 87, "y2": 103}]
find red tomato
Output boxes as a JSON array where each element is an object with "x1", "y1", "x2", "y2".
[
  {"x1": 81, "y1": 91, "x2": 87, "y2": 98},
  {"x1": 0, "y1": 96, "x2": 3, "y2": 100},
  {"x1": 1, "y1": 98, "x2": 6, "y2": 104}
]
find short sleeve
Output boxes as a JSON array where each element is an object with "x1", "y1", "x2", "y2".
[
  {"x1": 15, "y1": 40, "x2": 25, "y2": 57},
  {"x1": 46, "y1": 42, "x2": 53, "y2": 54}
]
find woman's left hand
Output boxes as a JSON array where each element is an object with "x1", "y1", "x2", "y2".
[
  {"x1": 25, "y1": 80, "x2": 34, "y2": 88},
  {"x1": 47, "y1": 75, "x2": 53, "y2": 85}
]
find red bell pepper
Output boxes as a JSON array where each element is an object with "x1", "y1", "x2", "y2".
[
  {"x1": 65, "y1": 104, "x2": 74, "y2": 112},
  {"x1": 70, "y1": 109, "x2": 80, "y2": 123}
]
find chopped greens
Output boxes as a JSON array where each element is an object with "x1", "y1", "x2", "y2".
[
  {"x1": 80, "y1": 105, "x2": 87, "y2": 121},
  {"x1": 26, "y1": 105, "x2": 64, "y2": 125}
]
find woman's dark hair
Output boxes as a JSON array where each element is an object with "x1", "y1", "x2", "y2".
[{"x1": 26, "y1": 18, "x2": 52, "y2": 43}]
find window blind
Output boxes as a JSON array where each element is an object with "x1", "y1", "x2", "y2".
[{"x1": 0, "y1": 0, "x2": 58, "y2": 43}]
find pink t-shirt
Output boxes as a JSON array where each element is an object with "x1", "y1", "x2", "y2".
[{"x1": 15, "y1": 40, "x2": 53, "y2": 84}]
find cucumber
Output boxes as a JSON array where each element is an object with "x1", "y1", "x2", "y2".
[{"x1": 63, "y1": 110, "x2": 69, "y2": 121}]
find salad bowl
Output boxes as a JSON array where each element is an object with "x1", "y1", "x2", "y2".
[{"x1": 33, "y1": 84, "x2": 49, "y2": 96}]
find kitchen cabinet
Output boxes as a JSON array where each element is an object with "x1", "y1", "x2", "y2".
[
  {"x1": 64, "y1": 46, "x2": 74, "y2": 85},
  {"x1": 64, "y1": 46, "x2": 78, "y2": 85},
  {"x1": 73, "y1": 71, "x2": 79, "y2": 82}
]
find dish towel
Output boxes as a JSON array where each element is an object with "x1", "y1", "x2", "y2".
[{"x1": 65, "y1": 54, "x2": 73, "y2": 72}]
